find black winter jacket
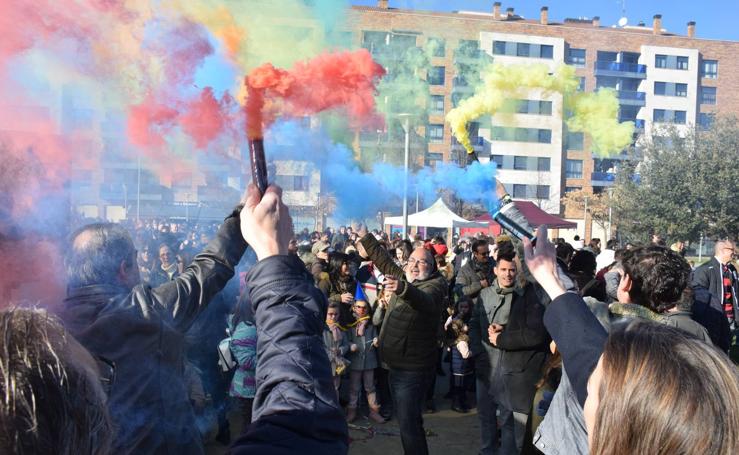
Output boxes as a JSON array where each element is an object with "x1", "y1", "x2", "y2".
[
  {"x1": 60, "y1": 214, "x2": 246, "y2": 455},
  {"x1": 359, "y1": 234, "x2": 447, "y2": 371}
]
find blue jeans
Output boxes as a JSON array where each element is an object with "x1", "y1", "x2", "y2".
[{"x1": 389, "y1": 368, "x2": 432, "y2": 455}]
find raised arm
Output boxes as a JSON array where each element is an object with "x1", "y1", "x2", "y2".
[
  {"x1": 357, "y1": 233, "x2": 404, "y2": 279},
  {"x1": 231, "y1": 185, "x2": 348, "y2": 454},
  {"x1": 151, "y1": 206, "x2": 247, "y2": 331}
]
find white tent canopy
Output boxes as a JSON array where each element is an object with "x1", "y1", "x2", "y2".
[{"x1": 384, "y1": 198, "x2": 489, "y2": 229}]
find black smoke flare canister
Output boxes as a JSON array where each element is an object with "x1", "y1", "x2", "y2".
[
  {"x1": 248, "y1": 138, "x2": 268, "y2": 196},
  {"x1": 493, "y1": 202, "x2": 537, "y2": 246}
]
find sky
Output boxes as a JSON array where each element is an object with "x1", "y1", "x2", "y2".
[{"x1": 352, "y1": 0, "x2": 739, "y2": 42}]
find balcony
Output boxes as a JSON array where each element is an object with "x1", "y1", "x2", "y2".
[
  {"x1": 591, "y1": 172, "x2": 616, "y2": 185},
  {"x1": 617, "y1": 90, "x2": 646, "y2": 106},
  {"x1": 618, "y1": 118, "x2": 645, "y2": 130},
  {"x1": 594, "y1": 61, "x2": 647, "y2": 79}
]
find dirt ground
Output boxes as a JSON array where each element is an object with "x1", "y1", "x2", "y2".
[{"x1": 206, "y1": 367, "x2": 482, "y2": 454}]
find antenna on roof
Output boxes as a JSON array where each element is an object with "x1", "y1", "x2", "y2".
[{"x1": 617, "y1": 0, "x2": 628, "y2": 27}]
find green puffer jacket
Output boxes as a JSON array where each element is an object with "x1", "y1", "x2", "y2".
[{"x1": 359, "y1": 234, "x2": 447, "y2": 371}]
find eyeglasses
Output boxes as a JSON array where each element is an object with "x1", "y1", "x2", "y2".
[{"x1": 407, "y1": 258, "x2": 431, "y2": 267}]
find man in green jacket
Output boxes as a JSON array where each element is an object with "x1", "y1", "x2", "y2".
[{"x1": 357, "y1": 228, "x2": 447, "y2": 455}]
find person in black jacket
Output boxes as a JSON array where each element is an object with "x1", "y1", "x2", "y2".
[
  {"x1": 230, "y1": 184, "x2": 348, "y2": 454},
  {"x1": 691, "y1": 239, "x2": 737, "y2": 348},
  {"x1": 469, "y1": 248, "x2": 550, "y2": 454},
  {"x1": 61, "y1": 201, "x2": 248, "y2": 454}
]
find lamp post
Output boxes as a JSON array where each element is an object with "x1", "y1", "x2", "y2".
[{"x1": 397, "y1": 113, "x2": 412, "y2": 239}]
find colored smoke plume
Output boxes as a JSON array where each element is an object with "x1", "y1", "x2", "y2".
[
  {"x1": 245, "y1": 49, "x2": 386, "y2": 139},
  {"x1": 446, "y1": 63, "x2": 634, "y2": 156}
]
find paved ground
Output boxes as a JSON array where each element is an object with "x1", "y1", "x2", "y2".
[{"x1": 206, "y1": 366, "x2": 482, "y2": 454}]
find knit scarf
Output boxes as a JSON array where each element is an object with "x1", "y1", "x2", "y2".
[
  {"x1": 328, "y1": 322, "x2": 342, "y2": 341},
  {"x1": 490, "y1": 281, "x2": 515, "y2": 325}
]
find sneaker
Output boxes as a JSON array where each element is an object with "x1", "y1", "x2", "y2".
[{"x1": 368, "y1": 409, "x2": 386, "y2": 424}]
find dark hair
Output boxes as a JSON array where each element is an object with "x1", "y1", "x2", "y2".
[
  {"x1": 328, "y1": 252, "x2": 351, "y2": 283},
  {"x1": 620, "y1": 246, "x2": 691, "y2": 313},
  {"x1": 569, "y1": 249, "x2": 597, "y2": 275},
  {"x1": 471, "y1": 238, "x2": 489, "y2": 254},
  {"x1": 556, "y1": 242, "x2": 575, "y2": 264},
  {"x1": 66, "y1": 223, "x2": 136, "y2": 289},
  {"x1": 606, "y1": 239, "x2": 618, "y2": 250},
  {"x1": 0, "y1": 307, "x2": 113, "y2": 455},
  {"x1": 496, "y1": 247, "x2": 516, "y2": 263}
]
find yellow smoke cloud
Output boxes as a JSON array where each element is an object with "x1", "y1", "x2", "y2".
[{"x1": 446, "y1": 63, "x2": 634, "y2": 157}]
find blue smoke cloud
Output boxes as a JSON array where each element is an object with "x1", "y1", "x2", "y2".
[{"x1": 265, "y1": 120, "x2": 497, "y2": 220}]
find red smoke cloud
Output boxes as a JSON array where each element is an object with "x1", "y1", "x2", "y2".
[
  {"x1": 127, "y1": 94, "x2": 179, "y2": 148},
  {"x1": 245, "y1": 49, "x2": 386, "y2": 139},
  {"x1": 180, "y1": 88, "x2": 234, "y2": 149}
]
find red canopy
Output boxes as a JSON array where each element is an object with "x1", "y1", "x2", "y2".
[
  {"x1": 459, "y1": 201, "x2": 575, "y2": 237},
  {"x1": 512, "y1": 201, "x2": 577, "y2": 229}
]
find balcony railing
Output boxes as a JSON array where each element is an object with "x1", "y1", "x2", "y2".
[
  {"x1": 591, "y1": 172, "x2": 616, "y2": 182},
  {"x1": 594, "y1": 61, "x2": 647, "y2": 74},
  {"x1": 617, "y1": 90, "x2": 646, "y2": 101}
]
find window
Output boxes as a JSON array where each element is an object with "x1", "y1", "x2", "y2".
[
  {"x1": 653, "y1": 109, "x2": 666, "y2": 122},
  {"x1": 514, "y1": 156, "x2": 528, "y2": 170},
  {"x1": 491, "y1": 155, "x2": 504, "y2": 168},
  {"x1": 516, "y1": 42, "x2": 530, "y2": 57},
  {"x1": 701, "y1": 60, "x2": 718, "y2": 79},
  {"x1": 537, "y1": 157, "x2": 551, "y2": 171},
  {"x1": 598, "y1": 51, "x2": 617, "y2": 62},
  {"x1": 654, "y1": 81, "x2": 666, "y2": 95},
  {"x1": 675, "y1": 83, "x2": 688, "y2": 97},
  {"x1": 293, "y1": 176, "x2": 309, "y2": 191},
  {"x1": 567, "y1": 48, "x2": 586, "y2": 67},
  {"x1": 390, "y1": 34, "x2": 417, "y2": 49},
  {"x1": 362, "y1": 31, "x2": 388, "y2": 53},
  {"x1": 430, "y1": 95, "x2": 445, "y2": 114},
  {"x1": 698, "y1": 113, "x2": 715, "y2": 129},
  {"x1": 427, "y1": 66, "x2": 445, "y2": 85},
  {"x1": 540, "y1": 45, "x2": 554, "y2": 59},
  {"x1": 517, "y1": 100, "x2": 552, "y2": 115},
  {"x1": 536, "y1": 185, "x2": 550, "y2": 199},
  {"x1": 538, "y1": 129, "x2": 552, "y2": 143},
  {"x1": 492, "y1": 126, "x2": 551, "y2": 144},
  {"x1": 493, "y1": 41, "x2": 507, "y2": 55},
  {"x1": 427, "y1": 124, "x2": 444, "y2": 142},
  {"x1": 655, "y1": 55, "x2": 667, "y2": 68},
  {"x1": 566, "y1": 159, "x2": 583, "y2": 179},
  {"x1": 427, "y1": 37, "x2": 445, "y2": 57},
  {"x1": 577, "y1": 77, "x2": 586, "y2": 92},
  {"x1": 673, "y1": 111, "x2": 686, "y2": 124},
  {"x1": 700, "y1": 87, "x2": 716, "y2": 105},
  {"x1": 512, "y1": 184, "x2": 527, "y2": 198},
  {"x1": 676, "y1": 56, "x2": 689, "y2": 70},
  {"x1": 566, "y1": 132, "x2": 584, "y2": 151},
  {"x1": 565, "y1": 186, "x2": 581, "y2": 193}
]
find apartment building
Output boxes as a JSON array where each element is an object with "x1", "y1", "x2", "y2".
[{"x1": 350, "y1": 1, "x2": 739, "y2": 237}]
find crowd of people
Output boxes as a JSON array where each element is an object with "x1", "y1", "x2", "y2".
[{"x1": 1, "y1": 180, "x2": 738, "y2": 455}]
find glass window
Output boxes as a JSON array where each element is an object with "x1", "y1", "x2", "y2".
[
  {"x1": 536, "y1": 185, "x2": 550, "y2": 199},
  {"x1": 578, "y1": 77, "x2": 586, "y2": 92},
  {"x1": 514, "y1": 156, "x2": 528, "y2": 170},
  {"x1": 654, "y1": 81, "x2": 666, "y2": 95},
  {"x1": 362, "y1": 31, "x2": 388, "y2": 53},
  {"x1": 538, "y1": 129, "x2": 552, "y2": 143},
  {"x1": 539, "y1": 101, "x2": 553, "y2": 115},
  {"x1": 698, "y1": 113, "x2": 715, "y2": 129},
  {"x1": 653, "y1": 109, "x2": 666, "y2": 122},
  {"x1": 293, "y1": 176, "x2": 309, "y2": 191},
  {"x1": 427, "y1": 66, "x2": 445, "y2": 85},
  {"x1": 566, "y1": 159, "x2": 583, "y2": 179},
  {"x1": 567, "y1": 132, "x2": 584, "y2": 150},
  {"x1": 676, "y1": 56, "x2": 689, "y2": 70},
  {"x1": 673, "y1": 111, "x2": 686, "y2": 124},
  {"x1": 493, "y1": 41, "x2": 507, "y2": 55},
  {"x1": 427, "y1": 37, "x2": 446, "y2": 57},
  {"x1": 491, "y1": 155, "x2": 504, "y2": 168},
  {"x1": 540, "y1": 45, "x2": 553, "y2": 59},
  {"x1": 430, "y1": 95, "x2": 445, "y2": 114},
  {"x1": 517, "y1": 42, "x2": 530, "y2": 57},
  {"x1": 701, "y1": 60, "x2": 718, "y2": 79},
  {"x1": 567, "y1": 48, "x2": 586, "y2": 67},
  {"x1": 391, "y1": 34, "x2": 417, "y2": 49},
  {"x1": 675, "y1": 83, "x2": 688, "y2": 97},
  {"x1": 427, "y1": 124, "x2": 444, "y2": 142},
  {"x1": 655, "y1": 55, "x2": 667, "y2": 68},
  {"x1": 700, "y1": 87, "x2": 716, "y2": 105},
  {"x1": 512, "y1": 184, "x2": 527, "y2": 198},
  {"x1": 537, "y1": 157, "x2": 551, "y2": 171},
  {"x1": 565, "y1": 186, "x2": 581, "y2": 193}
]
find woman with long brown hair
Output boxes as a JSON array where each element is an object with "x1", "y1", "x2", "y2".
[{"x1": 524, "y1": 227, "x2": 739, "y2": 455}]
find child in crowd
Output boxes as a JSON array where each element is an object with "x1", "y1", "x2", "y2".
[
  {"x1": 323, "y1": 302, "x2": 349, "y2": 395},
  {"x1": 346, "y1": 286, "x2": 384, "y2": 423},
  {"x1": 445, "y1": 299, "x2": 474, "y2": 413},
  {"x1": 228, "y1": 293, "x2": 258, "y2": 433}
]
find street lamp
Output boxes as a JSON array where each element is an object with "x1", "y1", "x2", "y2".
[{"x1": 397, "y1": 113, "x2": 413, "y2": 239}]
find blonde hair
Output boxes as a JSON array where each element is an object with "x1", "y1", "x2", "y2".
[{"x1": 592, "y1": 321, "x2": 739, "y2": 455}]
